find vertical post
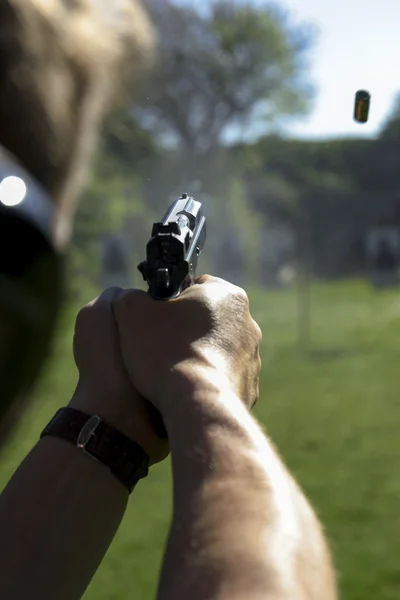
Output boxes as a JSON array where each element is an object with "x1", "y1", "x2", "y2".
[
  {"x1": 297, "y1": 211, "x2": 312, "y2": 352},
  {"x1": 100, "y1": 234, "x2": 131, "y2": 292}
]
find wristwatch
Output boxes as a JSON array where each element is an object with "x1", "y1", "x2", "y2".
[{"x1": 41, "y1": 407, "x2": 149, "y2": 493}]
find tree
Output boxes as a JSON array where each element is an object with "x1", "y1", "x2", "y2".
[
  {"x1": 66, "y1": 149, "x2": 155, "y2": 300},
  {"x1": 101, "y1": 110, "x2": 159, "y2": 175},
  {"x1": 134, "y1": 0, "x2": 314, "y2": 159},
  {"x1": 379, "y1": 91, "x2": 400, "y2": 141}
]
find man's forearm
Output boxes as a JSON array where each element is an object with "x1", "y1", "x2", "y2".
[
  {"x1": 0, "y1": 432, "x2": 128, "y2": 599},
  {"x1": 0, "y1": 437, "x2": 128, "y2": 600},
  {"x1": 158, "y1": 375, "x2": 337, "y2": 600}
]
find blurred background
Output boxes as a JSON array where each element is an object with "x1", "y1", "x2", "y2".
[{"x1": 2, "y1": 1, "x2": 400, "y2": 598}]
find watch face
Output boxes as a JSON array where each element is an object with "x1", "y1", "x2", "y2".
[
  {"x1": 40, "y1": 406, "x2": 149, "y2": 492},
  {"x1": 76, "y1": 415, "x2": 101, "y2": 450}
]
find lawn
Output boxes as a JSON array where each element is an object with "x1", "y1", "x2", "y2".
[{"x1": 1, "y1": 278, "x2": 400, "y2": 599}]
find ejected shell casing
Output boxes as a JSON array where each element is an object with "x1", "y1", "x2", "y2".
[{"x1": 354, "y1": 90, "x2": 371, "y2": 123}]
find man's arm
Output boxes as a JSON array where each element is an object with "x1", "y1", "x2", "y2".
[
  {"x1": 0, "y1": 288, "x2": 170, "y2": 600},
  {"x1": 0, "y1": 434, "x2": 128, "y2": 600},
  {"x1": 157, "y1": 370, "x2": 337, "y2": 600},
  {"x1": 113, "y1": 278, "x2": 337, "y2": 599}
]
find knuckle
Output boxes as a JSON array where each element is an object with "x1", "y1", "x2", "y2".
[
  {"x1": 98, "y1": 287, "x2": 124, "y2": 306},
  {"x1": 112, "y1": 291, "x2": 126, "y2": 313},
  {"x1": 253, "y1": 380, "x2": 260, "y2": 408},
  {"x1": 79, "y1": 301, "x2": 94, "y2": 316},
  {"x1": 233, "y1": 285, "x2": 249, "y2": 308},
  {"x1": 198, "y1": 274, "x2": 225, "y2": 286},
  {"x1": 102, "y1": 286, "x2": 118, "y2": 296},
  {"x1": 253, "y1": 319, "x2": 262, "y2": 343},
  {"x1": 182, "y1": 282, "x2": 205, "y2": 300},
  {"x1": 75, "y1": 303, "x2": 92, "y2": 328},
  {"x1": 114, "y1": 289, "x2": 148, "y2": 321},
  {"x1": 195, "y1": 273, "x2": 214, "y2": 285},
  {"x1": 115, "y1": 289, "x2": 135, "y2": 311}
]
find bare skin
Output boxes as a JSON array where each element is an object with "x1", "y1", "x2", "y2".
[
  {"x1": 0, "y1": 278, "x2": 337, "y2": 600},
  {"x1": 160, "y1": 376, "x2": 337, "y2": 600},
  {"x1": 0, "y1": 288, "x2": 168, "y2": 600},
  {"x1": 0, "y1": 2, "x2": 336, "y2": 597},
  {"x1": 113, "y1": 276, "x2": 338, "y2": 600}
]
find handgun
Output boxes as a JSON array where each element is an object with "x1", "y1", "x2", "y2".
[
  {"x1": 138, "y1": 194, "x2": 206, "y2": 438},
  {"x1": 138, "y1": 193, "x2": 206, "y2": 300}
]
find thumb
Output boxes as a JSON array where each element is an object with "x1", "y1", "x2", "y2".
[
  {"x1": 195, "y1": 274, "x2": 225, "y2": 285},
  {"x1": 90, "y1": 286, "x2": 126, "y2": 309}
]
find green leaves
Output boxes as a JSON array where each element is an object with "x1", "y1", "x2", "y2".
[{"x1": 135, "y1": 0, "x2": 314, "y2": 154}]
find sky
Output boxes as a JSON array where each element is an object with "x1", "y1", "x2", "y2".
[
  {"x1": 178, "y1": 0, "x2": 400, "y2": 140},
  {"x1": 275, "y1": 0, "x2": 400, "y2": 139}
]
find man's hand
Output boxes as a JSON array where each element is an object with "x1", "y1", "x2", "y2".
[
  {"x1": 111, "y1": 278, "x2": 337, "y2": 600},
  {"x1": 70, "y1": 287, "x2": 169, "y2": 465},
  {"x1": 113, "y1": 275, "x2": 262, "y2": 422}
]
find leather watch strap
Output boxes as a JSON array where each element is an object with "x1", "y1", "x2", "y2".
[{"x1": 41, "y1": 407, "x2": 149, "y2": 493}]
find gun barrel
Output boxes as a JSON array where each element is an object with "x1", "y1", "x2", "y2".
[{"x1": 138, "y1": 193, "x2": 206, "y2": 300}]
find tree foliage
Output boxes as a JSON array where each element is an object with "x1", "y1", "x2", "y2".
[
  {"x1": 133, "y1": 0, "x2": 314, "y2": 156},
  {"x1": 67, "y1": 0, "x2": 400, "y2": 290}
]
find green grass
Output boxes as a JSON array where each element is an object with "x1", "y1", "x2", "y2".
[{"x1": 2, "y1": 278, "x2": 400, "y2": 599}]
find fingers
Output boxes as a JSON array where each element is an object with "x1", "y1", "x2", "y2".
[
  {"x1": 89, "y1": 286, "x2": 125, "y2": 307},
  {"x1": 195, "y1": 274, "x2": 224, "y2": 285},
  {"x1": 252, "y1": 318, "x2": 262, "y2": 343},
  {"x1": 112, "y1": 288, "x2": 150, "y2": 320},
  {"x1": 76, "y1": 288, "x2": 128, "y2": 334},
  {"x1": 87, "y1": 287, "x2": 149, "y2": 321},
  {"x1": 252, "y1": 377, "x2": 260, "y2": 409},
  {"x1": 194, "y1": 275, "x2": 248, "y2": 300}
]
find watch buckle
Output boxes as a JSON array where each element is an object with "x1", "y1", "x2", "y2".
[{"x1": 77, "y1": 415, "x2": 101, "y2": 460}]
